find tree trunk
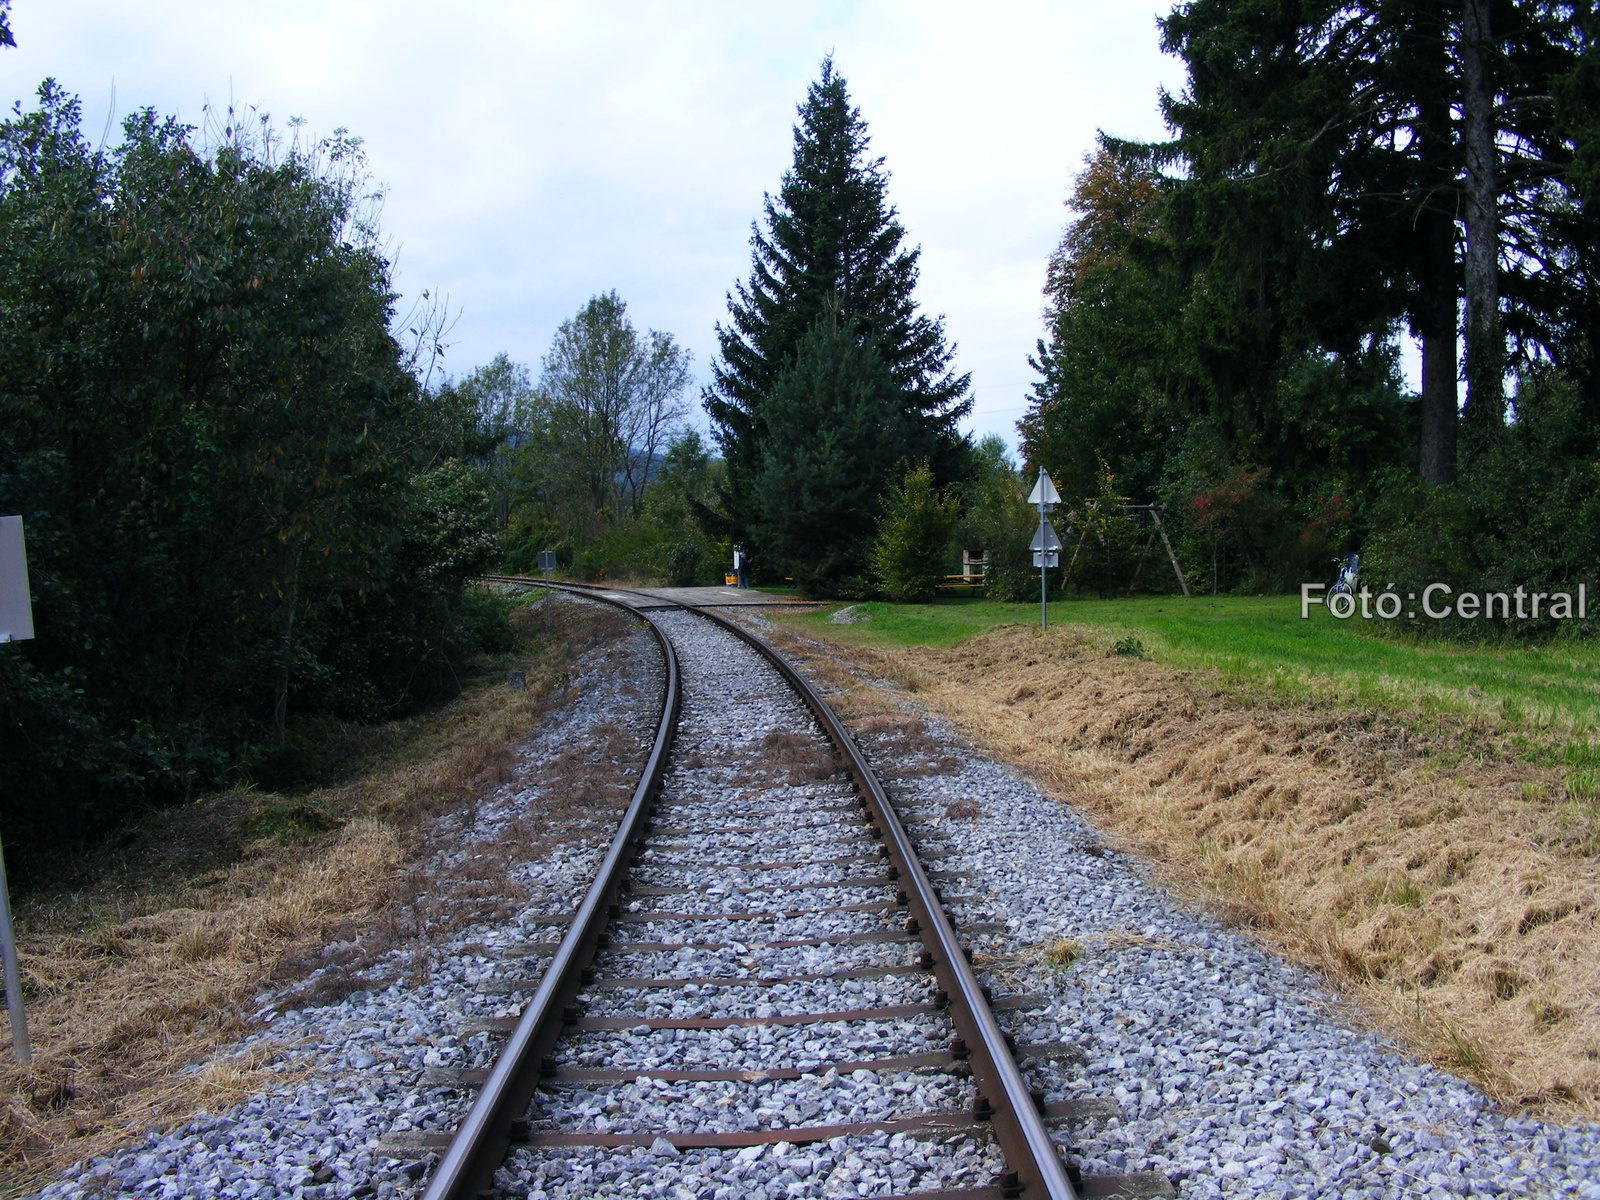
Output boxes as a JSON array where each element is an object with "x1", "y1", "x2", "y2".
[
  {"x1": 1419, "y1": 324, "x2": 1459, "y2": 484},
  {"x1": 1459, "y1": 0, "x2": 1503, "y2": 451},
  {"x1": 1410, "y1": 20, "x2": 1460, "y2": 488},
  {"x1": 1417, "y1": 202, "x2": 1460, "y2": 486}
]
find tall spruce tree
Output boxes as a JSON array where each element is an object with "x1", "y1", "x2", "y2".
[
  {"x1": 751, "y1": 302, "x2": 917, "y2": 594},
  {"x1": 1155, "y1": 0, "x2": 1598, "y2": 482},
  {"x1": 704, "y1": 58, "x2": 971, "y2": 579}
]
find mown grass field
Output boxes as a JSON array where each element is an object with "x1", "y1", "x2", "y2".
[{"x1": 789, "y1": 595, "x2": 1600, "y2": 738}]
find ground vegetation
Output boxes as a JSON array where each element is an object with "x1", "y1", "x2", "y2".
[
  {"x1": 0, "y1": 85, "x2": 509, "y2": 865},
  {"x1": 774, "y1": 599, "x2": 1600, "y2": 1119}
]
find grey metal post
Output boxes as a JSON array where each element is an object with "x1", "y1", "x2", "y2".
[
  {"x1": 1028, "y1": 472, "x2": 1060, "y2": 631},
  {"x1": 1040, "y1": 490, "x2": 1047, "y2": 632},
  {"x1": 0, "y1": 516, "x2": 33, "y2": 1063},
  {"x1": 0, "y1": 829, "x2": 30, "y2": 1063}
]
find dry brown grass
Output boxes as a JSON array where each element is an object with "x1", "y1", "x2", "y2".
[
  {"x1": 0, "y1": 598, "x2": 638, "y2": 1187},
  {"x1": 777, "y1": 618, "x2": 1600, "y2": 1122},
  {"x1": 757, "y1": 730, "x2": 841, "y2": 785}
]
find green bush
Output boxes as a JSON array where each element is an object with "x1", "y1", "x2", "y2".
[
  {"x1": 1362, "y1": 368, "x2": 1600, "y2": 641},
  {"x1": 984, "y1": 517, "x2": 1045, "y2": 602},
  {"x1": 872, "y1": 462, "x2": 961, "y2": 603},
  {"x1": 453, "y1": 588, "x2": 518, "y2": 655},
  {"x1": 666, "y1": 540, "x2": 702, "y2": 587},
  {"x1": 0, "y1": 87, "x2": 502, "y2": 863}
]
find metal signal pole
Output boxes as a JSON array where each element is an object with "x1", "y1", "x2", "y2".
[{"x1": 1028, "y1": 470, "x2": 1062, "y2": 631}]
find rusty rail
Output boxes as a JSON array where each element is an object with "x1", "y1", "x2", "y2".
[
  {"x1": 422, "y1": 587, "x2": 680, "y2": 1200},
  {"x1": 454, "y1": 577, "x2": 1079, "y2": 1198}
]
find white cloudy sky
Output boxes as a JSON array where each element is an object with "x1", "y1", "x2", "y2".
[{"x1": 3, "y1": 2, "x2": 1197, "y2": 449}]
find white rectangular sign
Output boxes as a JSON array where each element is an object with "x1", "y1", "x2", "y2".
[{"x1": 0, "y1": 516, "x2": 33, "y2": 643}]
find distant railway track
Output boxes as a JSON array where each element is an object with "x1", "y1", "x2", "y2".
[{"x1": 420, "y1": 578, "x2": 1169, "y2": 1199}]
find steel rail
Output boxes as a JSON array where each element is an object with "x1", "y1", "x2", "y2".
[
  {"x1": 684, "y1": 605, "x2": 1079, "y2": 1200},
  {"x1": 469, "y1": 577, "x2": 1078, "y2": 1198},
  {"x1": 423, "y1": 588, "x2": 681, "y2": 1200}
]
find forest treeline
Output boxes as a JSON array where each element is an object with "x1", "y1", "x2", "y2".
[
  {"x1": 1022, "y1": 0, "x2": 1600, "y2": 627},
  {"x1": 0, "y1": 86, "x2": 507, "y2": 858},
  {"x1": 517, "y1": 9, "x2": 1600, "y2": 633},
  {"x1": 475, "y1": 61, "x2": 1013, "y2": 601}
]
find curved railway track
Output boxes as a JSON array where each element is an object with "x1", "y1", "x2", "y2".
[{"x1": 422, "y1": 579, "x2": 1170, "y2": 1200}]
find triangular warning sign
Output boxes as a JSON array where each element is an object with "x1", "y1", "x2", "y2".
[
  {"x1": 1027, "y1": 469, "x2": 1061, "y2": 507},
  {"x1": 1029, "y1": 519, "x2": 1063, "y2": 552}
]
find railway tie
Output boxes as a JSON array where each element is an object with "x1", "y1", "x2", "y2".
[{"x1": 419, "y1": 579, "x2": 1175, "y2": 1199}]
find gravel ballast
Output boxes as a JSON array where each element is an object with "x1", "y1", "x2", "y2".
[
  {"x1": 495, "y1": 608, "x2": 1003, "y2": 1198},
  {"x1": 34, "y1": 597, "x2": 662, "y2": 1200},
  {"x1": 31, "y1": 598, "x2": 1600, "y2": 1199},
  {"x1": 784, "y1": 617, "x2": 1600, "y2": 1200}
]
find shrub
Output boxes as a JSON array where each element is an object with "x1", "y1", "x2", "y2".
[
  {"x1": 666, "y1": 540, "x2": 702, "y2": 587},
  {"x1": 1362, "y1": 368, "x2": 1600, "y2": 641},
  {"x1": 872, "y1": 462, "x2": 961, "y2": 603},
  {"x1": 1113, "y1": 636, "x2": 1146, "y2": 658}
]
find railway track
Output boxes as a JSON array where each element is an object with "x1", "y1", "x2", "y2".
[{"x1": 421, "y1": 580, "x2": 1172, "y2": 1199}]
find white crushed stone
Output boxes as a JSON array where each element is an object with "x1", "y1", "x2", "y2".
[
  {"x1": 496, "y1": 608, "x2": 1003, "y2": 1197},
  {"x1": 799, "y1": 619, "x2": 1600, "y2": 1200},
  {"x1": 34, "y1": 596, "x2": 662, "y2": 1200}
]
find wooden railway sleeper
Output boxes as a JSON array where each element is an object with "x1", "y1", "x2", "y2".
[{"x1": 439, "y1": 582, "x2": 1085, "y2": 1200}]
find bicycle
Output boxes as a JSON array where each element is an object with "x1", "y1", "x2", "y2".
[{"x1": 1330, "y1": 553, "x2": 1360, "y2": 597}]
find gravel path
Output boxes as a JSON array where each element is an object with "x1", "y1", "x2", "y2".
[{"x1": 34, "y1": 596, "x2": 662, "y2": 1200}]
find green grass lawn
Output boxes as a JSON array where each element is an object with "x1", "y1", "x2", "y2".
[{"x1": 787, "y1": 594, "x2": 1600, "y2": 736}]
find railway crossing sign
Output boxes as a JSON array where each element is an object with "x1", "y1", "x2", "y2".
[
  {"x1": 536, "y1": 549, "x2": 556, "y2": 610},
  {"x1": 1030, "y1": 470, "x2": 1060, "y2": 631}
]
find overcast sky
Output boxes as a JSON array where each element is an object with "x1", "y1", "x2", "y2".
[{"x1": 4, "y1": 2, "x2": 1198, "y2": 451}]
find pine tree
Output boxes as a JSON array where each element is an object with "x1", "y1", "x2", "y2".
[
  {"x1": 872, "y1": 461, "x2": 961, "y2": 603},
  {"x1": 705, "y1": 57, "x2": 971, "y2": 561},
  {"x1": 750, "y1": 303, "x2": 918, "y2": 595},
  {"x1": 1155, "y1": 0, "x2": 1596, "y2": 482}
]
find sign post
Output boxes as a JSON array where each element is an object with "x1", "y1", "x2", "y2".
[
  {"x1": 537, "y1": 549, "x2": 556, "y2": 604},
  {"x1": 0, "y1": 516, "x2": 34, "y2": 1064},
  {"x1": 1027, "y1": 470, "x2": 1061, "y2": 631}
]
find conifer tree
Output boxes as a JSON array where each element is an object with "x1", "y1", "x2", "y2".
[
  {"x1": 750, "y1": 302, "x2": 918, "y2": 595},
  {"x1": 705, "y1": 58, "x2": 971, "y2": 567}
]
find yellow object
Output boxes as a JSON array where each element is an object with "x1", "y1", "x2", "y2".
[{"x1": 725, "y1": 574, "x2": 738, "y2": 586}]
